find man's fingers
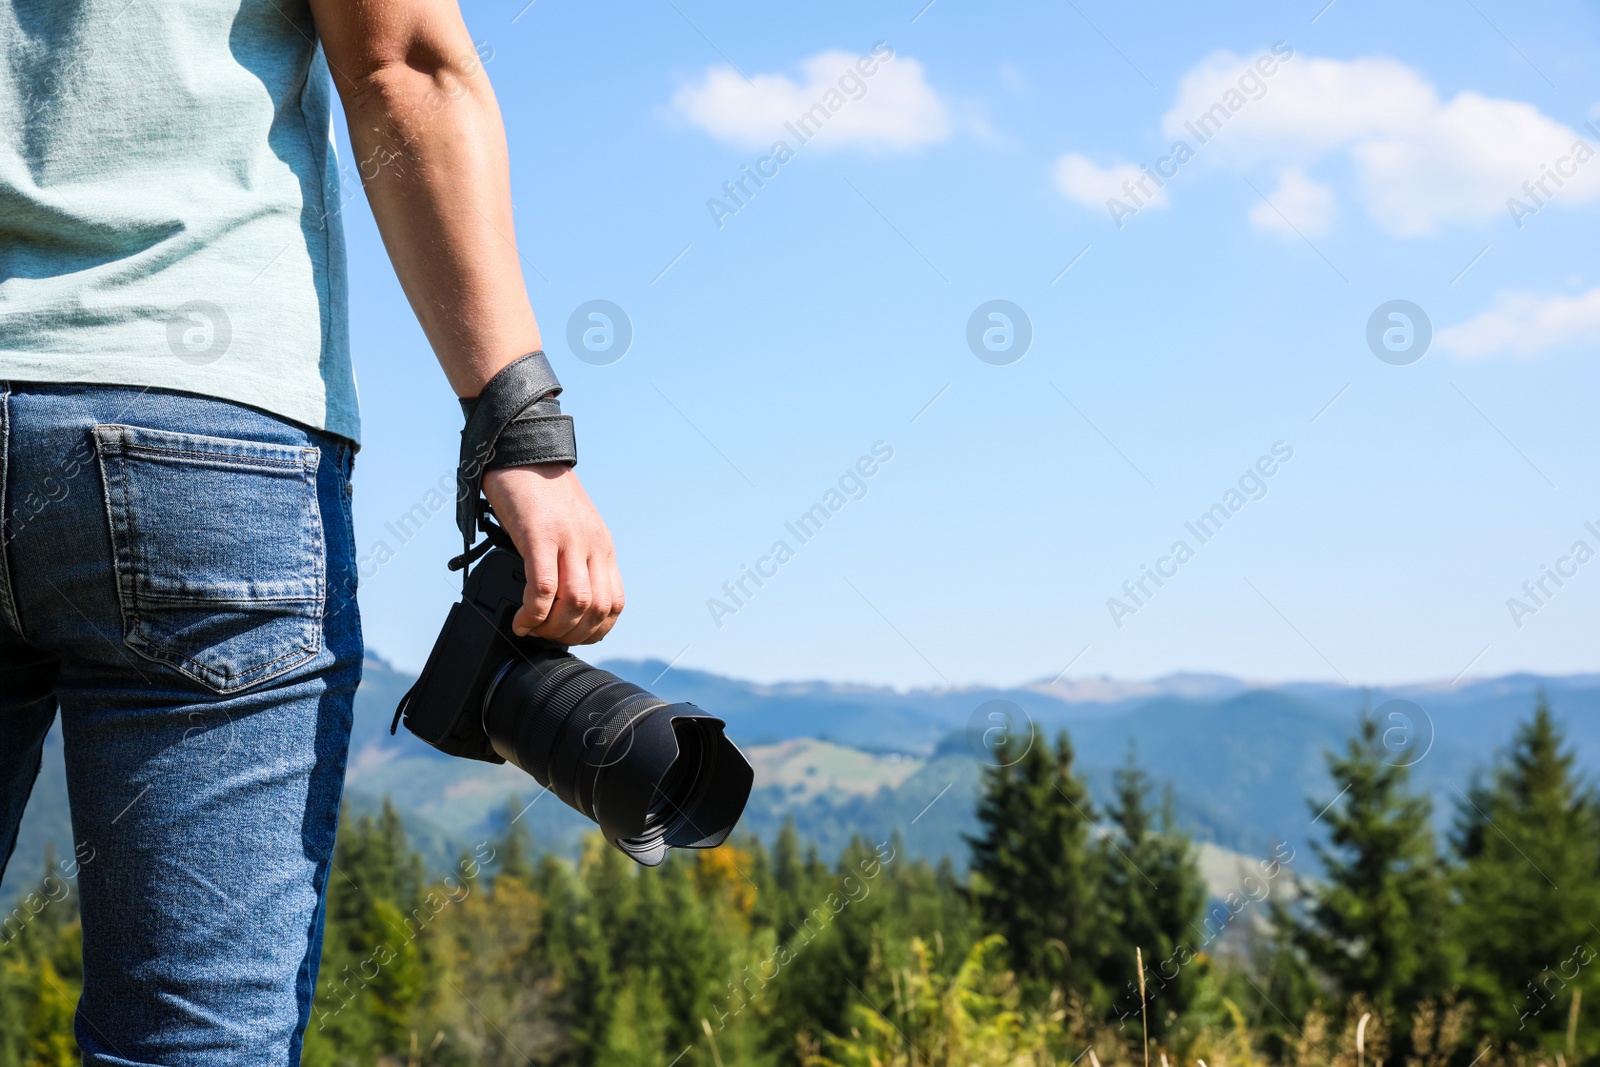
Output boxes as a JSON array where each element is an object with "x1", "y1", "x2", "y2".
[
  {"x1": 481, "y1": 467, "x2": 624, "y2": 643},
  {"x1": 514, "y1": 537, "x2": 560, "y2": 636},
  {"x1": 530, "y1": 546, "x2": 594, "y2": 639},
  {"x1": 604, "y1": 555, "x2": 625, "y2": 621},
  {"x1": 561, "y1": 556, "x2": 618, "y2": 645}
]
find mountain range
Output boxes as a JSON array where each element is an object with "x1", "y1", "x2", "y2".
[{"x1": 6, "y1": 656, "x2": 1595, "y2": 905}]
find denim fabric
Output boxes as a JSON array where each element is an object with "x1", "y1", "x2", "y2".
[{"x1": 0, "y1": 382, "x2": 361, "y2": 1065}]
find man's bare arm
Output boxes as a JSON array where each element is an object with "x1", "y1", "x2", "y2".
[{"x1": 309, "y1": 0, "x2": 622, "y2": 645}]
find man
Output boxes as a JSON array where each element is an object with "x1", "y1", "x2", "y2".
[{"x1": 0, "y1": 0, "x2": 620, "y2": 1059}]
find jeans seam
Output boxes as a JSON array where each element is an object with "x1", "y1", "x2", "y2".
[
  {"x1": 122, "y1": 625, "x2": 322, "y2": 692},
  {"x1": 0, "y1": 385, "x2": 25, "y2": 638},
  {"x1": 338, "y1": 445, "x2": 354, "y2": 554},
  {"x1": 94, "y1": 425, "x2": 319, "y2": 470}
]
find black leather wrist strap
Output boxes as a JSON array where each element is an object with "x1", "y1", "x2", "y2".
[{"x1": 450, "y1": 350, "x2": 577, "y2": 578}]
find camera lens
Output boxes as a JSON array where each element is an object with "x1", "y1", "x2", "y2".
[
  {"x1": 481, "y1": 649, "x2": 753, "y2": 866},
  {"x1": 648, "y1": 722, "x2": 702, "y2": 824}
]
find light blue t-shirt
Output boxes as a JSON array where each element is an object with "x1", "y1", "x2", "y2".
[{"x1": 0, "y1": 0, "x2": 358, "y2": 444}]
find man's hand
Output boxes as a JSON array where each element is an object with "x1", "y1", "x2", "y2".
[{"x1": 481, "y1": 465, "x2": 623, "y2": 645}]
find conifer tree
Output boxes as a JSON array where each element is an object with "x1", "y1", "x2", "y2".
[
  {"x1": 491, "y1": 796, "x2": 536, "y2": 884},
  {"x1": 1455, "y1": 700, "x2": 1600, "y2": 1053},
  {"x1": 763, "y1": 817, "x2": 812, "y2": 939},
  {"x1": 967, "y1": 729, "x2": 1109, "y2": 1007},
  {"x1": 1283, "y1": 715, "x2": 1457, "y2": 1027},
  {"x1": 769, "y1": 836, "x2": 893, "y2": 1053},
  {"x1": 0, "y1": 852, "x2": 81, "y2": 1067},
  {"x1": 303, "y1": 801, "x2": 431, "y2": 1062},
  {"x1": 1100, "y1": 750, "x2": 1208, "y2": 1036}
]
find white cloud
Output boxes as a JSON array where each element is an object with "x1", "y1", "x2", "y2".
[
  {"x1": 1056, "y1": 47, "x2": 1600, "y2": 235},
  {"x1": 1437, "y1": 288, "x2": 1600, "y2": 359},
  {"x1": 1160, "y1": 53, "x2": 1435, "y2": 159},
  {"x1": 672, "y1": 48, "x2": 952, "y2": 153},
  {"x1": 1249, "y1": 167, "x2": 1335, "y2": 236},
  {"x1": 1053, "y1": 154, "x2": 1168, "y2": 212},
  {"x1": 1167, "y1": 50, "x2": 1600, "y2": 235}
]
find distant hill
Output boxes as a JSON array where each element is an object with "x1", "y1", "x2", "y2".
[{"x1": 6, "y1": 655, "x2": 1596, "y2": 903}]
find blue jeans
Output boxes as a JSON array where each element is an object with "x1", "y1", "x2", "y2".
[{"x1": 0, "y1": 383, "x2": 362, "y2": 1064}]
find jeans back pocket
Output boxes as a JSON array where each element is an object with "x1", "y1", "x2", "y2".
[{"x1": 93, "y1": 424, "x2": 326, "y2": 694}]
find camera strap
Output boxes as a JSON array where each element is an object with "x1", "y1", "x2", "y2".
[{"x1": 449, "y1": 350, "x2": 577, "y2": 582}]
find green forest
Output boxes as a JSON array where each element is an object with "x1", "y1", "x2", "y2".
[{"x1": 1, "y1": 702, "x2": 1595, "y2": 1067}]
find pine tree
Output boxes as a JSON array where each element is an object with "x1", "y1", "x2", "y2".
[
  {"x1": 967, "y1": 729, "x2": 1110, "y2": 1007},
  {"x1": 769, "y1": 836, "x2": 894, "y2": 1054},
  {"x1": 0, "y1": 851, "x2": 82, "y2": 1067},
  {"x1": 1455, "y1": 699, "x2": 1600, "y2": 1053},
  {"x1": 761, "y1": 817, "x2": 811, "y2": 939},
  {"x1": 1100, "y1": 749, "x2": 1208, "y2": 1036},
  {"x1": 1283, "y1": 715, "x2": 1457, "y2": 1026},
  {"x1": 492, "y1": 796, "x2": 536, "y2": 884},
  {"x1": 532, "y1": 851, "x2": 581, "y2": 978},
  {"x1": 303, "y1": 801, "x2": 432, "y2": 1061},
  {"x1": 564, "y1": 835, "x2": 633, "y2": 1064}
]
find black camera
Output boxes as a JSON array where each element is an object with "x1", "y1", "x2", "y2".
[{"x1": 395, "y1": 547, "x2": 754, "y2": 866}]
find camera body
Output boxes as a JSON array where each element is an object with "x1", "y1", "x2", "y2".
[
  {"x1": 398, "y1": 548, "x2": 547, "y2": 763},
  {"x1": 397, "y1": 548, "x2": 754, "y2": 865}
]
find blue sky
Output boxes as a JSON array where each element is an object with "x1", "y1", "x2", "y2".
[{"x1": 341, "y1": 0, "x2": 1600, "y2": 690}]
